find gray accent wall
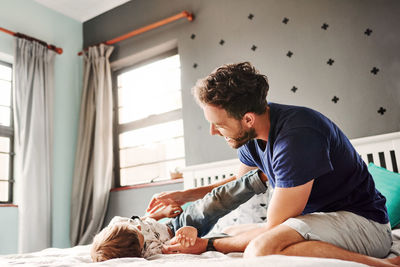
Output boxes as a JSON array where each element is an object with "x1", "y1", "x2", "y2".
[{"x1": 84, "y1": 0, "x2": 400, "y2": 167}]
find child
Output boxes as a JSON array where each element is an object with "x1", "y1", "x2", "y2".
[
  {"x1": 91, "y1": 169, "x2": 267, "y2": 261},
  {"x1": 91, "y1": 204, "x2": 198, "y2": 261}
]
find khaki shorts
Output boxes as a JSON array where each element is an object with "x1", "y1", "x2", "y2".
[{"x1": 282, "y1": 211, "x2": 392, "y2": 258}]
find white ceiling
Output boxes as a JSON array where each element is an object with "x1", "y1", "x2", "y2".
[{"x1": 34, "y1": 0, "x2": 131, "y2": 22}]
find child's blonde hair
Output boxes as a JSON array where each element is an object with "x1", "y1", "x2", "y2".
[{"x1": 91, "y1": 223, "x2": 142, "y2": 262}]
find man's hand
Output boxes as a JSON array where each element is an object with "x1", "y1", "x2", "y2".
[
  {"x1": 172, "y1": 226, "x2": 198, "y2": 247},
  {"x1": 146, "y1": 175, "x2": 241, "y2": 215},
  {"x1": 162, "y1": 237, "x2": 208, "y2": 254},
  {"x1": 148, "y1": 203, "x2": 183, "y2": 221},
  {"x1": 147, "y1": 191, "x2": 188, "y2": 214}
]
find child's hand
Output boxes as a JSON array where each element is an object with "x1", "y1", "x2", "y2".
[{"x1": 171, "y1": 226, "x2": 198, "y2": 247}]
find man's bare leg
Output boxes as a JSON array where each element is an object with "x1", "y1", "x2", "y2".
[
  {"x1": 281, "y1": 240, "x2": 400, "y2": 267},
  {"x1": 223, "y1": 223, "x2": 265, "y2": 236},
  {"x1": 244, "y1": 224, "x2": 400, "y2": 267}
]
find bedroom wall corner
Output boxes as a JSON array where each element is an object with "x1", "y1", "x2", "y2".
[{"x1": 0, "y1": 0, "x2": 83, "y2": 252}]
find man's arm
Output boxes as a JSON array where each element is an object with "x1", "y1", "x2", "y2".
[
  {"x1": 162, "y1": 225, "x2": 269, "y2": 254},
  {"x1": 147, "y1": 163, "x2": 257, "y2": 214},
  {"x1": 236, "y1": 163, "x2": 258, "y2": 180},
  {"x1": 163, "y1": 179, "x2": 313, "y2": 254},
  {"x1": 213, "y1": 179, "x2": 314, "y2": 252},
  {"x1": 264, "y1": 179, "x2": 313, "y2": 228}
]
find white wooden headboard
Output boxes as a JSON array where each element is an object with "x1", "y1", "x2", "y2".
[
  {"x1": 183, "y1": 131, "x2": 400, "y2": 190},
  {"x1": 350, "y1": 132, "x2": 400, "y2": 173}
]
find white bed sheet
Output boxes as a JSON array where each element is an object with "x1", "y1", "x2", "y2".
[{"x1": 2, "y1": 229, "x2": 399, "y2": 267}]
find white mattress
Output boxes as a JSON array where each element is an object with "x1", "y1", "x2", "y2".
[{"x1": 1, "y1": 229, "x2": 399, "y2": 267}]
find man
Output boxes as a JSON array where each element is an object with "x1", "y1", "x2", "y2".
[{"x1": 147, "y1": 62, "x2": 400, "y2": 266}]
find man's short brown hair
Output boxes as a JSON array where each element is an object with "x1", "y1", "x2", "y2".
[
  {"x1": 91, "y1": 223, "x2": 142, "y2": 262},
  {"x1": 193, "y1": 62, "x2": 269, "y2": 120}
]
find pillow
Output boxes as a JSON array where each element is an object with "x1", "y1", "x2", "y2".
[
  {"x1": 207, "y1": 186, "x2": 272, "y2": 235},
  {"x1": 368, "y1": 163, "x2": 400, "y2": 228}
]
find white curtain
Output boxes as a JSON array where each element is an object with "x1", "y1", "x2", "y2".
[
  {"x1": 70, "y1": 44, "x2": 114, "y2": 245},
  {"x1": 13, "y1": 38, "x2": 55, "y2": 253}
]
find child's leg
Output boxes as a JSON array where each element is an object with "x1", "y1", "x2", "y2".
[{"x1": 169, "y1": 169, "x2": 268, "y2": 236}]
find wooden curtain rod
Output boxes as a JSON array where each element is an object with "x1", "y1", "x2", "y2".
[
  {"x1": 78, "y1": 10, "x2": 194, "y2": 56},
  {"x1": 0, "y1": 27, "x2": 63, "y2": 55}
]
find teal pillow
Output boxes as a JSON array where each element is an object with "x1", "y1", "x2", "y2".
[{"x1": 368, "y1": 163, "x2": 400, "y2": 228}]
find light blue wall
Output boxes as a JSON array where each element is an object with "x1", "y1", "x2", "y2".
[
  {"x1": 0, "y1": 0, "x2": 82, "y2": 253},
  {"x1": 0, "y1": 206, "x2": 18, "y2": 254}
]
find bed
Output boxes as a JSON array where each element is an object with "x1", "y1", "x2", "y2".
[{"x1": 1, "y1": 131, "x2": 400, "y2": 266}]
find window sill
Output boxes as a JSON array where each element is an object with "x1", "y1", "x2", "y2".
[
  {"x1": 111, "y1": 178, "x2": 183, "y2": 192},
  {"x1": 0, "y1": 204, "x2": 18, "y2": 207}
]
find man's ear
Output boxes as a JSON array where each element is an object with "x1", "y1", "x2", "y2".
[{"x1": 242, "y1": 113, "x2": 255, "y2": 127}]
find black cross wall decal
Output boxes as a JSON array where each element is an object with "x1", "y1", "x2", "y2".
[
  {"x1": 327, "y1": 58, "x2": 335, "y2": 65},
  {"x1": 378, "y1": 107, "x2": 386, "y2": 115},
  {"x1": 371, "y1": 67, "x2": 380, "y2": 75},
  {"x1": 251, "y1": 45, "x2": 257, "y2": 51},
  {"x1": 219, "y1": 39, "x2": 225, "y2": 45},
  {"x1": 364, "y1": 28, "x2": 373, "y2": 36},
  {"x1": 291, "y1": 86, "x2": 298, "y2": 93},
  {"x1": 282, "y1": 17, "x2": 289, "y2": 24},
  {"x1": 287, "y1": 51, "x2": 293, "y2": 57},
  {"x1": 321, "y1": 23, "x2": 329, "y2": 30},
  {"x1": 190, "y1": 34, "x2": 196, "y2": 39},
  {"x1": 332, "y1": 96, "x2": 339, "y2": 103},
  {"x1": 248, "y1": 13, "x2": 254, "y2": 20}
]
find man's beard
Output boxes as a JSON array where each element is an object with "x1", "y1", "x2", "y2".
[{"x1": 228, "y1": 127, "x2": 257, "y2": 149}]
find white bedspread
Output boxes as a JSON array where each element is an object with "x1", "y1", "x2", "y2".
[{"x1": 2, "y1": 229, "x2": 399, "y2": 267}]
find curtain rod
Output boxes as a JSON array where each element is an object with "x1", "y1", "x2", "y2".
[
  {"x1": 0, "y1": 27, "x2": 63, "y2": 55},
  {"x1": 78, "y1": 10, "x2": 194, "y2": 56}
]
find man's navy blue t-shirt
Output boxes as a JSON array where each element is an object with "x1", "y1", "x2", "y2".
[{"x1": 238, "y1": 103, "x2": 389, "y2": 224}]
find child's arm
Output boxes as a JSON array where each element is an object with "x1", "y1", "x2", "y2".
[{"x1": 170, "y1": 226, "x2": 198, "y2": 247}]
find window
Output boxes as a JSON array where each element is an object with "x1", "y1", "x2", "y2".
[
  {"x1": 0, "y1": 61, "x2": 14, "y2": 203},
  {"x1": 114, "y1": 50, "x2": 185, "y2": 186}
]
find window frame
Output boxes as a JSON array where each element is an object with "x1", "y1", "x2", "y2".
[
  {"x1": 0, "y1": 60, "x2": 14, "y2": 204},
  {"x1": 112, "y1": 48, "x2": 184, "y2": 187}
]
